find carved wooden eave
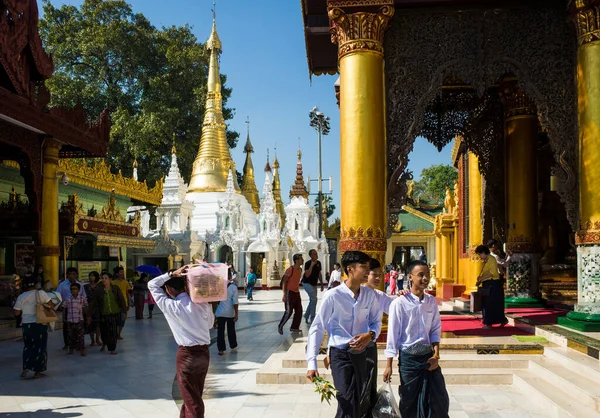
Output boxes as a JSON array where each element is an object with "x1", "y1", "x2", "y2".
[
  {"x1": 0, "y1": 0, "x2": 109, "y2": 157},
  {"x1": 401, "y1": 204, "x2": 436, "y2": 223}
]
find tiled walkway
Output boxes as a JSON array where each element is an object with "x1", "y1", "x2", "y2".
[{"x1": 0, "y1": 289, "x2": 548, "y2": 417}]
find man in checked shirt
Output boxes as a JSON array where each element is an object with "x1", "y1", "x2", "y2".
[{"x1": 64, "y1": 283, "x2": 89, "y2": 356}]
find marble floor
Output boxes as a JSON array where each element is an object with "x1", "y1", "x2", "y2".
[{"x1": 0, "y1": 289, "x2": 550, "y2": 417}]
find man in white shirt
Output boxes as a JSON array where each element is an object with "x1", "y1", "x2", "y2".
[
  {"x1": 488, "y1": 239, "x2": 511, "y2": 279},
  {"x1": 327, "y1": 262, "x2": 342, "y2": 289},
  {"x1": 215, "y1": 268, "x2": 239, "y2": 355},
  {"x1": 306, "y1": 250, "x2": 382, "y2": 418},
  {"x1": 148, "y1": 265, "x2": 214, "y2": 418},
  {"x1": 56, "y1": 267, "x2": 86, "y2": 350},
  {"x1": 383, "y1": 260, "x2": 449, "y2": 418}
]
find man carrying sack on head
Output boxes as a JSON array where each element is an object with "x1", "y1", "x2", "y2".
[{"x1": 148, "y1": 265, "x2": 215, "y2": 418}]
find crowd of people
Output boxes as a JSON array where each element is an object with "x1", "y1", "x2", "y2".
[
  {"x1": 11, "y1": 265, "x2": 158, "y2": 379},
  {"x1": 9, "y1": 242, "x2": 510, "y2": 417}
]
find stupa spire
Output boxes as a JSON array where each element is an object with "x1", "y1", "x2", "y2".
[
  {"x1": 272, "y1": 147, "x2": 286, "y2": 224},
  {"x1": 290, "y1": 143, "x2": 309, "y2": 199},
  {"x1": 241, "y1": 117, "x2": 260, "y2": 213},
  {"x1": 188, "y1": 8, "x2": 239, "y2": 193},
  {"x1": 264, "y1": 149, "x2": 272, "y2": 173}
]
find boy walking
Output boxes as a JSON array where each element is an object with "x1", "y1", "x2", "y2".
[
  {"x1": 383, "y1": 260, "x2": 449, "y2": 418},
  {"x1": 64, "y1": 283, "x2": 88, "y2": 356},
  {"x1": 245, "y1": 267, "x2": 257, "y2": 301},
  {"x1": 215, "y1": 268, "x2": 239, "y2": 355},
  {"x1": 306, "y1": 250, "x2": 382, "y2": 418},
  {"x1": 278, "y1": 254, "x2": 304, "y2": 335}
]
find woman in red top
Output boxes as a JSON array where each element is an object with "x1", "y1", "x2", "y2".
[{"x1": 278, "y1": 254, "x2": 304, "y2": 335}]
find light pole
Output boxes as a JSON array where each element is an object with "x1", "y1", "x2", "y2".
[{"x1": 309, "y1": 106, "x2": 330, "y2": 237}]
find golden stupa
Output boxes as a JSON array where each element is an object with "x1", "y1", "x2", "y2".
[
  {"x1": 188, "y1": 15, "x2": 240, "y2": 193},
  {"x1": 241, "y1": 119, "x2": 260, "y2": 213},
  {"x1": 272, "y1": 152, "x2": 286, "y2": 224}
]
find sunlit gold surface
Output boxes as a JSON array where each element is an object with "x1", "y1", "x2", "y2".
[
  {"x1": 577, "y1": 40, "x2": 600, "y2": 243},
  {"x1": 467, "y1": 153, "x2": 483, "y2": 292},
  {"x1": 241, "y1": 134, "x2": 260, "y2": 213},
  {"x1": 339, "y1": 51, "x2": 386, "y2": 261},
  {"x1": 272, "y1": 156, "x2": 286, "y2": 225},
  {"x1": 503, "y1": 82, "x2": 538, "y2": 252},
  {"x1": 40, "y1": 140, "x2": 61, "y2": 288},
  {"x1": 188, "y1": 20, "x2": 240, "y2": 193}
]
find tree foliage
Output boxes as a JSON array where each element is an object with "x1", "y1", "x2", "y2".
[
  {"x1": 313, "y1": 195, "x2": 336, "y2": 219},
  {"x1": 39, "y1": 0, "x2": 239, "y2": 185},
  {"x1": 413, "y1": 164, "x2": 458, "y2": 203}
]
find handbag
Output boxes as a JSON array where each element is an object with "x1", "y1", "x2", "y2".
[
  {"x1": 36, "y1": 290, "x2": 58, "y2": 324},
  {"x1": 476, "y1": 259, "x2": 491, "y2": 297}
]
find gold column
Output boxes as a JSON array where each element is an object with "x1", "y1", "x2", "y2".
[
  {"x1": 562, "y1": 1, "x2": 600, "y2": 326},
  {"x1": 331, "y1": 4, "x2": 394, "y2": 265},
  {"x1": 467, "y1": 152, "x2": 483, "y2": 293},
  {"x1": 440, "y1": 229, "x2": 452, "y2": 280},
  {"x1": 501, "y1": 80, "x2": 539, "y2": 300},
  {"x1": 39, "y1": 140, "x2": 61, "y2": 288}
]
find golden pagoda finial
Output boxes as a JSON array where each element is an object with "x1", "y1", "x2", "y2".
[
  {"x1": 241, "y1": 117, "x2": 260, "y2": 213},
  {"x1": 290, "y1": 141, "x2": 309, "y2": 199},
  {"x1": 132, "y1": 159, "x2": 138, "y2": 169},
  {"x1": 187, "y1": 8, "x2": 239, "y2": 193},
  {"x1": 271, "y1": 145, "x2": 285, "y2": 224}
]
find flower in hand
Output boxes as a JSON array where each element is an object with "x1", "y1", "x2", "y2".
[{"x1": 313, "y1": 376, "x2": 338, "y2": 405}]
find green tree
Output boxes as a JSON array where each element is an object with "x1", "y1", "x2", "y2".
[
  {"x1": 313, "y1": 195, "x2": 336, "y2": 219},
  {"x1": 413, "y1": 164, "x2": 458, "y2": 203},
  {"x1": 39, "y1": 0, "x2": 239, "y2": 185}
]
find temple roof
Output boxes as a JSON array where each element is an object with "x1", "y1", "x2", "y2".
[{"x1": 301, "y1": 0, "x2": 542, "y2": 76}]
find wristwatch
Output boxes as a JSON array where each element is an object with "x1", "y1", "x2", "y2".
[{"x1": 369, "y1": 331, "x2": 376, "y2": 341}]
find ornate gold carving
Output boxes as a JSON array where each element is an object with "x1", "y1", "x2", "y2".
[
  {"x1": 450, "y1": 137, "x2": 463, "y2": 165},
  {"x1": 36, "y1": 245, "x2": 60, "y2": 257},
  {"x1": 339, "y1": 226, "x2": 387, "y2": 252},
  {"x1": 98, "y1": 191, "x2": 124, "y2": 222},
  {"x1": 59, "y1": 193, "x2": 85, "y2": 218},
  {"x1": 500, "y1": 80, "x2": 537, "y2": 119},
  {"x1": 95, "y1": 234, "x2": 155, "y2": 250},
  {"x1": 57, "y1": 159, "x2": 163, "y2": 206},
  {"x1": 507, "y1": 234, "x2": 537, "y2": 253},
  {"x1": 572, "y1": 1, "x2": 600, "y2": 45},
  {"x1": 576, "y1": 219, "x2": 600, "y2": 244},
  {"x1": 63, "y1": 236, "x2": 78, "y2": 255},
  {"x1": 328, "y1": 6, "x2": 394, "y2": 59}
]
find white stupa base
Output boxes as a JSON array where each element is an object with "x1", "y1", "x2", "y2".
[{"x1": 186, "y1": 191, "x2": 258, "y2": 238}]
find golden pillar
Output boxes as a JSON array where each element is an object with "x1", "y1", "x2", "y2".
[
  {"x1": 330, "y1": 4, "x2": 394, "y2": 265},
  {"x1": 561, "y1": 1, "x2": 600, "y2": 328},
  {"x1": 440, "y1": 229, "x2": 452, "y2": 280},
  {"x1": 467, "y1": 152, "x2": 483, "y2": 293},
  {"x1": 501, "y1": 80, "x2": 539, "y2": 301},
  {"x1": 39, "y1": 140, "x2": 61, "y2": 288}
]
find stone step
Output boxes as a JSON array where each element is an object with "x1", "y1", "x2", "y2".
[
  {"x1": 256, "y1": 363, "x2": 517, "y2": 385},
  {"x1": 542, "y1": 346, "x2": 600, "y2": 381},
  {"x1": 528, "y1": 357, "x2": 600, "y2": 412},
  {"x1": 513, "y1": 370, "x2": 600, "y2": 418},
  {"x1": 281, "y1": 353, "x2": 535, "y2": 370}
]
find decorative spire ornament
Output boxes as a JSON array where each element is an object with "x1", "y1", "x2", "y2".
[
  {"x1": 241, "y1": 117, "x2": 260, "y2": 213},
  {"x1": 188, "y1": 8, "x2": 239, "y2": 193},
  {"x1": 290, "y1": 142, "x2": 309, "y2": 199}
]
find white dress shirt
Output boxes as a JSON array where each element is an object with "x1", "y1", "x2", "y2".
[
  {"x1": 306, "y1": 282, "x2": 382, "y2": 371},
  {"x1": 385, "y1": 292, "x2": 442, "y2": 359},
  {"x1": 374, "y1": 289, "x2": 394, "y2": 314},
  {"x1": 148, "y1": 273, "x2": 214, "y2": 347},
  {"x1": 491, "y1": 251, "x2": 510, "y2": 276},
  {"x1": 215, "y1": 282, "x2": 238, "y2": 318},
  {"x1": 14, "y1": 290, "x2": 51, "y2": 324},
  {"x1": 56, "y1": 279, "x2": 86, "y2": 303},
  {"x1": 328, "y1": 270, "x2": 342, "y2": 288}
]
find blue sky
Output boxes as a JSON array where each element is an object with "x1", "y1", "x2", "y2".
[{"x1": 41, "y1": 0, "x2": 451, "y2": 218}]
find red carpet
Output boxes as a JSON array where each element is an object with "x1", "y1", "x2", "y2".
[
  {"x1": 505, "y1": 308, "x2": 567, "y2": 324},
  {"x1": 441, "y1": 315, "x2": 531, "y2": 336}
]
